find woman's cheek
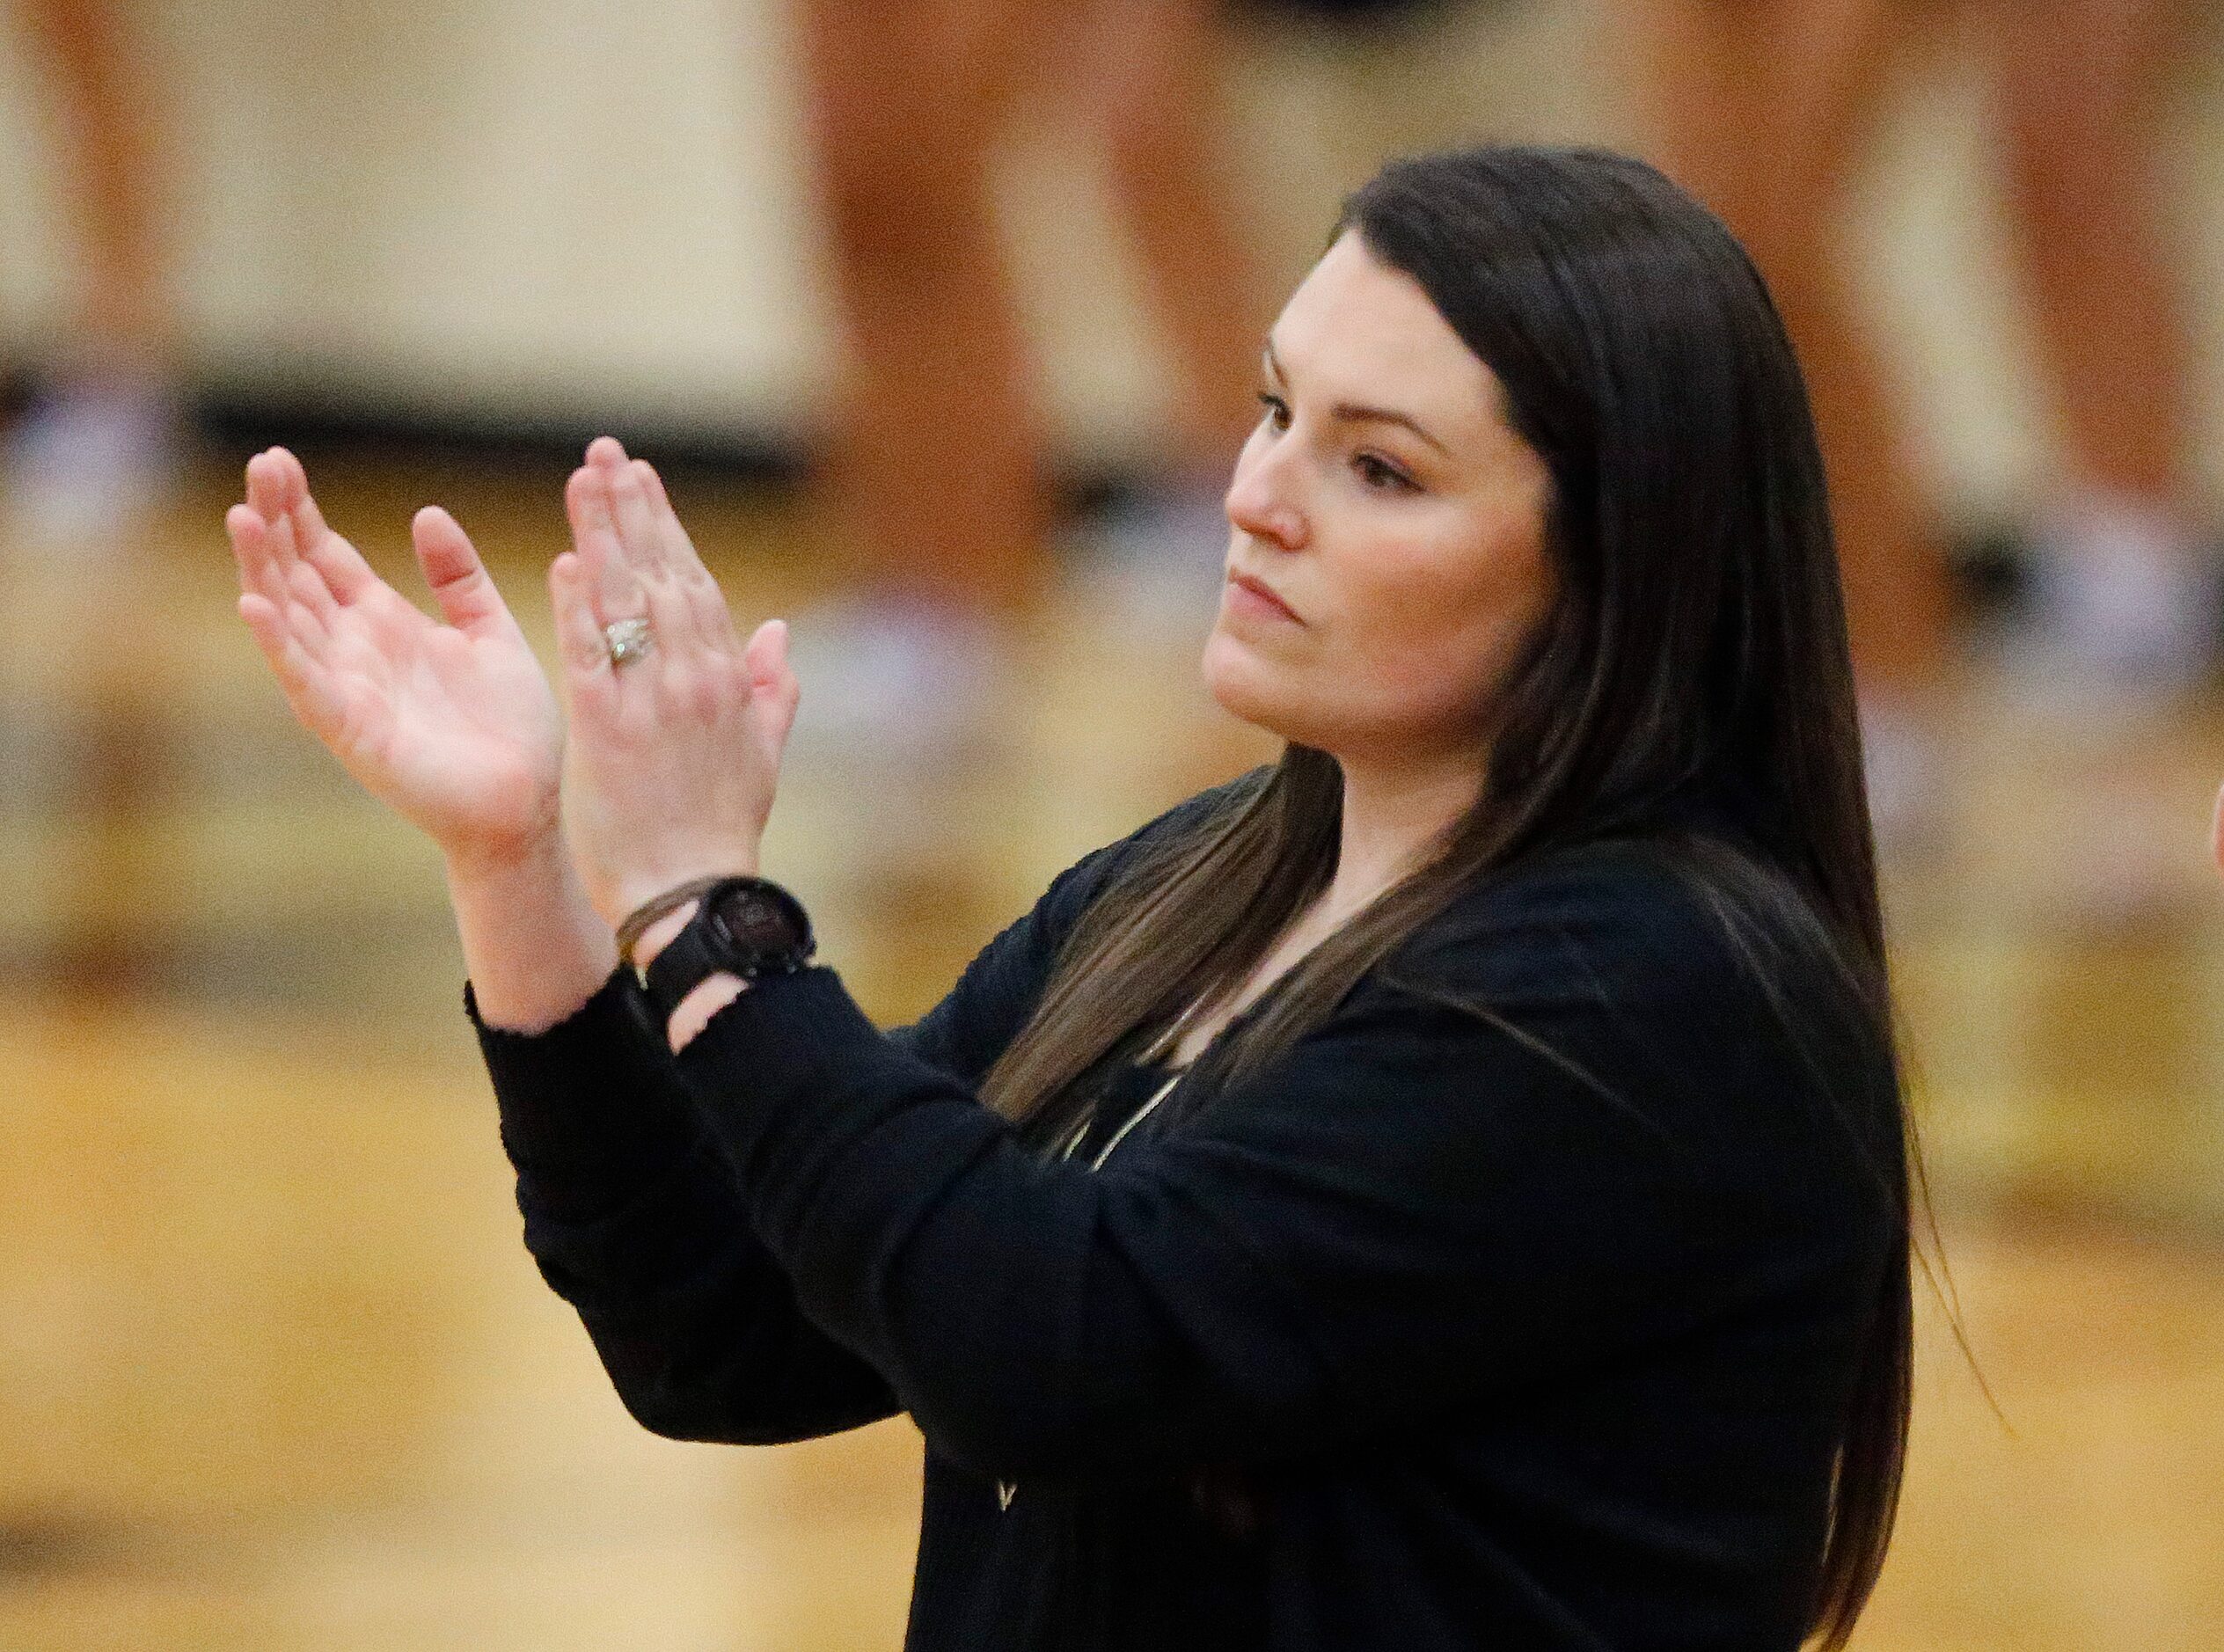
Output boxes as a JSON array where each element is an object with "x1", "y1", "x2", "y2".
[
  {"x1": 1399, "y1": 645, "x2": 1491, "y2": 729},
  {"x1": 1342, "y1": 605, "x2": 1470, "y2": 727},
  {"x1": 1376, "y1": 576, "x2": 1525, "y2": 722},
  {"x1": 1364, "y1": 557, "x2": 1475, "y2": 654}
]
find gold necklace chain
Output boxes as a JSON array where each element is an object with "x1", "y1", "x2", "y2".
[{"x1": 1078, "y1": 1068, "x2": 1182, "y2": 1171}]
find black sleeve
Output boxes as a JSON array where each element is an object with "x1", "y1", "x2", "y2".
[
  {"x1": 656, "y1": 846, "x2": 1894, "y2": 1487},
  {"x1": 468, "y1": 774, "x2": 1258, "y2": 1446},
  {"x1": 472, "y1": 970, "x2": 902, "y2": 1443}
]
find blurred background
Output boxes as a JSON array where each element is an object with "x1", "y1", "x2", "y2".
[{"x1": 3, "y1": 0, "x2": 2222, "y2": 1646}]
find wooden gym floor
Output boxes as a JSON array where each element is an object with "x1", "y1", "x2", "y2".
[{"x1": 2, "y1": 450, "x2": 2220, "y2": 1648}]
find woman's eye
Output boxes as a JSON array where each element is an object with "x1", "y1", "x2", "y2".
[
  {"x1": 1256, "y1": 391, "x2": 1291, "y2": 432},
  {"x1": 1354, "y1": 454, "x2": 1416, "y2": 493}
]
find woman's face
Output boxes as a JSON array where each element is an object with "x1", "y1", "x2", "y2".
[{"x1": 1203, "y1": 231, "x2": 1555, "y2": 770}]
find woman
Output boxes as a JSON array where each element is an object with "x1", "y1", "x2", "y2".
[{"x1": 229, "y1": 147, "x2": 1914, "y2": 1650}]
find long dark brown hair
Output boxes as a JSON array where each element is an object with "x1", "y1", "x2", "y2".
[{"x1": 978, "y1": 145, "x2": 1916, "y2": 1650}]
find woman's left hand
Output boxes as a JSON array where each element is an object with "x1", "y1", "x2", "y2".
[{"x1": 549, "y1": 435, "x2": 801, "y2": 932}]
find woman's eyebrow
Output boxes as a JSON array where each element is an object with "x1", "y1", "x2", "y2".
[{"x1": 1263, "y1": 337, "x2": 1451, "y2": 457}]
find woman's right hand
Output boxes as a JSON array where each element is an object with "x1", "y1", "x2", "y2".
[{"x1": 226, "y1": 447, "x2": 565, "y2": 871}]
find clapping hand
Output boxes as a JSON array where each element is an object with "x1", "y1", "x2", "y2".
[
  {"x1": 549, "y1": 437, "x2": 800, "y2": 932},
  {"x1": 226, "y1": 448, "x2": 564, "y2": 874},
  {"x1": 228, "y1": 435, "x2": 800, "y2": 1028}
]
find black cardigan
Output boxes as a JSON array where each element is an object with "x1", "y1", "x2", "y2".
[{"x1": 468, "y1": 773, "x2": 1898, "y2": 1651}]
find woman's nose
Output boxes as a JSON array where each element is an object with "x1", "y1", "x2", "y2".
[{"x1": 1224, "y1": 448, "x2": 1306, "y2": 552}]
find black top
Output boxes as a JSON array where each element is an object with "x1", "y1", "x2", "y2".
[{"x1": 467, "y1": 770, "x2": 1898, "y2": 1651}]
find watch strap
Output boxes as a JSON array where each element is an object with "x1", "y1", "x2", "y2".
[
  {"x1": 637, "y1": 875, "x2": 816, "y2": 1024},
  {"x1": 640, "y1": 912, "x2": 726, "y2": 1020},
  {"x1": 616, "y1": 874, "x2": 728, "y2": 969}
]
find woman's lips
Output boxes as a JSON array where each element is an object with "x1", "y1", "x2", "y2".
[{"x1": 1226, "y1": 571, "x2": 1300, "y2": 624}]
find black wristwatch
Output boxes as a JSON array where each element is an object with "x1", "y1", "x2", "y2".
[{"x1": 636, "y1": 874, "x2": 816, "y2": 1025}]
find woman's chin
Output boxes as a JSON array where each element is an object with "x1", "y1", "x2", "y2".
[{"x1": 1202, "y1": 632, "x2": 1300, "y2": 740}]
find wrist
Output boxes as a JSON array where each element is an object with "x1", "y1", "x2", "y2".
[
  {"x1": 631, "y1": 902, "x2": 699, "y2": 971},
  {"x1": 445, "y1": 830, "x2": 621, "y2": 1032},
  {"x1": 442, "y1": 827, "x2": 569, "y2": 889},
  {"x1": 627, "y1": 873, "x2": 810, "y2": 1050},
  {"x1": 612, "y1": 850, "x2": 761, "y2": 930},
  {"x1": 443, "y1": 834, "x2": 596, "y2": 940},
  {"x1": 615, "y1": 855, "x2": 761, "y2": 969},
  {"x1": 667, "y1": 974, "x2": 748, "y2": 1053},
  {"x1": 628, "y1": 898, "x2": 748, "y2": 1052}
]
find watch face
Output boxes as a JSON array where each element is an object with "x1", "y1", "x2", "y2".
[{"x1": 708, "y1": 879, "x2": 811, "y2": 957}]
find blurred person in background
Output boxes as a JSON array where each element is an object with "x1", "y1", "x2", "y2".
[
  {"x1": 0, "y1": 0, "x2": 183, "y2": 991},
  {"x1": 1618, "y1": 0, "x2": 2217, "y2": 876},
  {"x1": 1989, "y1": 0, "x2": 2215, "y2": 697},
  {"x1": 783, "y1": 0, "x2": 1267, "y2": 779},
  {"x1": 2, "y1": 0, "x2": 180, "y2": 552}
]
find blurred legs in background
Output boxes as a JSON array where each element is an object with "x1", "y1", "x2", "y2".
[
  {"x1": 1094, "y1": 0, "x2": 1272, "y2": 476},
  {"x1": 2, "y1": 0, "x2": 180, "y2": 555},
  {"x1": 1622, "y1": 0, "x2": 2220, "y2": 909},
  {"x1": 1619, "y1": 0, "x2": 1958, "y2": 860},
  {"x1": 784, "y1": 0, "x2": 1050, "y2": 805},
  {"x1": 1979, "y1": 0, "x2": 2218, "y2": 921},
  {"x1": 783, "y1": 0, "x2": 1262, "y2": 808},
  {"x1": 1989, "y1": 0, "x2": 2214, "y2": 695},
  {"x1": 2, "y1": 0, "x2": 180, "y2": 990},
  {"x1": 1078, "y1": 0, "x2": 1273, "y2": 630}
]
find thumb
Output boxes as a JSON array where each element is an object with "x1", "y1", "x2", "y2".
[
  {"x1": 744, "y1": 618, "x2": 800, "y2": 735},
  {"x1": 413, "y1": 507, "x2": 511, "y2": 635}
]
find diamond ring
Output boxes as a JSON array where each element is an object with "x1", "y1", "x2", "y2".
[{"x1": 604, "y1": 617, "x2": 654, "y2": 668}]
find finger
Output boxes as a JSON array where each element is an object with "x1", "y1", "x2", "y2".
[
  {"x1": 245, "y1": 450, "x2": 302, "y2": 567},
  {"x1": 273, "y1": 572, "x2": 342, "y2": 673},
  {"x1": 637, "y1": 458, "x2": 676, "y2": 523},
  {"x1": 226, "y1": 503, "x2": 291, "y2": 609},
  {"x1": 238, "y1": 590, "x2": 347, "y2": 739},
  {"x1": 241, "y1": 452, "x2": 298, "y2": 594},
  {"x1": 268, "y1": 445, "x2": 330, "y2": 543},
  {"x1": 271, "y1": 445, "x2": 377, "y2": 604},
  {"x1": 609, "y1": 456, "x2": 673, "y2": 579},
  {"x1": 276, "y1": 558, "x2": 337, "y2": 647},
  {"x1": 680, "y1": 564, "x2": 737, "y2": 654},
  {"x1": 243, "y1": 448, "x2": 287, "y2": 525},
  {"x1": 549, "y1": 552, "x2": 618, "y2": 704},
  {"x1": 639, "y1": 462, "x2": 739, "y2": 648},
  {"x1": 246, "y1": 450, "x2": 348, "y2": 631},
  {"x1": 742, "y1": 617, "x2": 787, "y2": 690},
  {"x1": 586, "y1": 434, "x2": 629, "y2": 471},
  {"x1": 564, "y1": 464, "x2": 647, "y2": 628},
  {"x1": 412, "y1": 505, "x2": 514, "y2": 636},
  {"x1": 230, "y1": 504, "x2": 336, "y2": 655},
  {"x1": 744, "y1": 618, "x2": 801, "y2": 738},
  {"x1": 599, "y1": 463, "x2": 691, "y2": 651},
  {"x1": 637, "y1": 461, "x2": 700, "y2": 571}
]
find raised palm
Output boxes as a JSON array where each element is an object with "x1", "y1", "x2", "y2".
[{"x1": 227, "y1": 448, "x2": 563, "y2": 863}]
